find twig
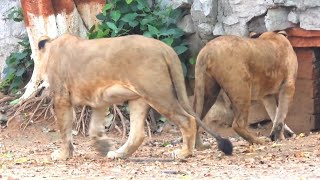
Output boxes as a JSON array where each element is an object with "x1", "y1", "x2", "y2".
[
  {"x1": 0, "y1": 96, "x2": 15, "y2": 104},
  {"x1": 80, "y1": 106, "x2": 86, "y2": 136},
  {"x1": 114, "y1": 105, "x2": 127, "y2": 140},
  {"x1": 149, "y1": 109, "x2": 157, "y2": 132},
  {"x1": 22, "y1": 95, "x2": 47, "y2": 130},
  {"x1": 145, "y1": 119, "x2": 152, "y2": 139}
]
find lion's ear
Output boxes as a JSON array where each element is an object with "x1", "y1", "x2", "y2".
[
  {"x1": 249, "y1": 32, "x2": 261, "y2": 38},
  {"x1": 38, "y1": 36, "x2": 51, "y2": 50},
  {"x1": 277, "y1": 30, "x2": 288, "y2": 37}
]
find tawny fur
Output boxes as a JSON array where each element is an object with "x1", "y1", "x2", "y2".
[
  {"x1": 38, "y1": 34, "x2": 232, "y2": 161},
  {"x1": 193, "y1": 31, "x2": 298, "y2": 144}
]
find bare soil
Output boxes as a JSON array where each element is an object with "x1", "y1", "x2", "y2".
[{"x1": 1, "y1": 120, "x2": 320, "y2": 180}]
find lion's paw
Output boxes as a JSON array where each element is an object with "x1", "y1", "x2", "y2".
[
  {"x1": 107, "y1": 151, "x2": 125, "y2": 159},
  {"x1": 172, "y1": 149, "x2": 192, "y2": 160},
  {"x1": 51, "y1": 150, "x2": 69, "y2": 161}
]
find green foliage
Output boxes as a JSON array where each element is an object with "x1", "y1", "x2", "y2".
[
  {"x1": 88, "y1": 0, "x2": 189, "y2": 67},
  {"x1": 0, "y1": 7, "x2": 33, "y2": 94},
  {"x1": 4, "y1": 7, "x2": 24, "y2": 22},
  {"x1": 0, "y1": 37, "x2": 33, "y2": 94}
]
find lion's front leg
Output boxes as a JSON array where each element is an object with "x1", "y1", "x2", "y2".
[
  {"x1": 89, "y1": 106, "x2": 111, "y2": 156},
  {"x1": 51, "y1": 96, "x2": 74, "y2": 161},
  {"x1": 107, "y1": 98, "x2": 149, "y2": 159}
]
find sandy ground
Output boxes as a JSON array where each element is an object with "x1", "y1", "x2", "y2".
[{"x1": 0, "y1": 120, "x2": 320, "y2": 180}]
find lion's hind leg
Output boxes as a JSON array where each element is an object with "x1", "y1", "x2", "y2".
[
  {"x1": 228, "y1": 82, "x2": 264, "y2": 145},
  {"x1": 148, "y1": 100, "x2": 196, "y2": 159},
  {"x1": 270, "y1": 81, "x2": 295, "y2": 141},
  {"x1": 261, "y1": 95, "x2": 295, "y2": 139},
  {"x1": 107, "y1": 98, "x2": 149, "y2": 159}
]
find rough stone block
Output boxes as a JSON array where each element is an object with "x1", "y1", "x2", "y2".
[
  {"x1": 191, "y1": 0, "x2": 217, "y2": 26},
  {"x1": 288, "y1": 10, "x2": 299, "y2": 24},
  {"x1": 248, "y1": 15, "x2": 267, "y2": 34},
  {"x1": 265, "y1": 7, "x2": 296, "y2": 31},
  {"x1": 177, "y1": 14, "x2": 195, "y2": 34},
  {"x1": 300, "y1": 7, "x2": 320, "y2": 30}
]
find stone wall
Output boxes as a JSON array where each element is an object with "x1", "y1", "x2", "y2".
[
  {"x1": 164, "y1": 0, "x2": 320, "y2": 55},
  {"x1": 0, "y1": 0, "x2": 27, "y2": 79}
]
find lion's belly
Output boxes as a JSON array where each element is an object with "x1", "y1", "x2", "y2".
[
  {"x1": 251, "y1": 74, "x2": 284, "y2": 100},
  {"x1": 71, "y1": 84, "x2": 139, "y2": 107}
]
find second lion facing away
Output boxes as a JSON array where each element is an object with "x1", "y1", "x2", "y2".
[
  {"x1": 194, "y1": 31, "x2": 298, "y2": 145},
  {"x1": 37, "y1": 34, "x2": 232, "y2": 161}
]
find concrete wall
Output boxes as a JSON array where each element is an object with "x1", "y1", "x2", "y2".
[{"x1": 0, "y1": 0, "x2": 27, "y2": 79}]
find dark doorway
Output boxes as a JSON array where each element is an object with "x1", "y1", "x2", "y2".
[{"x1": 313, "y1": 48, "x2": 320, "y2": 130}]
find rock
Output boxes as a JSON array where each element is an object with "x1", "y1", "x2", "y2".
[
  {"x1": 191, "y1": 0, "x2": 218, "y2": 26},
  {"x1": 227, "y1": 0, "x2": 274, "y2": 21},
  {"x1": 177, "y1": 14, "x2": 196, "y2": 34},
  {"x1": 212, "y1": 22, "x2": 225, "y2": 36},
  {"x1": 197, "y1": 23, "x2": 214, "y2": 40},
  {"x1": 185, "y1": 32, "x2": 205, "y2": 56},
  {"x1": 299, "y1": 7, "x2": 320, "y2": 30},
  {"x1": 288, "y1": 10, "x2": 300, "y2": 24},
  {"x1": 224, "y1": 19, "x2": 249, "y2": 36},
  {"x1": 304, "y1": 0, "x2": 320, "y2": 8},
  {"x1": 0, "y1": 0, "x2": 27, "y2": 79},
  {"x1": 157, "y1": 0, "x2": 192, "y2": 9},
  {"x1": 265, "y1": 7, "x2": 296, "y2": 31},
  {"x1": 248, "y1": 15, "x2": 267, "y2": 34}
]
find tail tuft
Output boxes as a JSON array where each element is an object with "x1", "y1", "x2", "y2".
[{"x1": 217, "y1": 137, "x2": 233, "y2": 155}]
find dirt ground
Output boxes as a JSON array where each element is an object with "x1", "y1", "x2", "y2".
[{"x1": 0, "y1": 119, "x2": 320, "y2": 180}]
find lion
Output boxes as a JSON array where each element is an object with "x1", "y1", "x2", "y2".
[
  {"x1": 37, "y1": 34, "x2": 232, "y2": 161},
  {"x1": 193, "y1": 31, "x2": 298, "y2": 145}
]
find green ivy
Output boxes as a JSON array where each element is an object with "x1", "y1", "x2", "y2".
[
  {"x1": 4, "y1": 7, "x2": 24, "y2": 22},
  {"x1": 88, "y1": 0, "x2": 190, "y2": 75},
  {"x1": 0, "y1": 37, "x2": 33, "y2": 94},
  {"x1": 0, "y1": 7, "x2": 33, "y2": 94}
]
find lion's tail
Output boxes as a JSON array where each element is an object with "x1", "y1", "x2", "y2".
[
  {"x1": 193, "y1": 50, "x2": 207, "y2": 119},
  {"x1": 163, "y1": 47, "x2": 233, "y2": 155}
]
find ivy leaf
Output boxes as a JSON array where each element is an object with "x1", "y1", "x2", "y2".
[
  {"x1": 147, "y1": 25, "x2": 160, "y2": 36},
  {"x1": 121, "y1": 13, "x2": 138, "y2": 23},
  {"x1": 13, "y1": 52, "x2": 28, "y2": 61},
  {"x1": 15, "y1": 68, "x2": 25, "y2": 77},
  {"x1": 96, "y1": 13, "x2": 106, "y2": 21},
  {"x1": 106, "y1": 22, "x2": 118, "y2": 32},
  {"x1": 96, "y1": 29, "x2": 104, "y2": 38},
  {"x1": 143, "y1": 31, "x2": 152, "y2": 38},
  {"x1": 129, "y1": 20, "x2": 139, "y2": 27},
  {"x1": 174, "y1": 45, "x2": 188, "y2": 55},
  {"x1": 189, "y1": 57, "x2": 196, "y2": 65},
  {"x1": 125, "y1": 0, "x2": 133, "y2": 4},
  {"x1": 9, "y1": 99, "x2": 20, "y2": 105},
  {"x1": 111, "y1": 10, "x2": 121, "y2": 22},
  {"x1": 3, "y1": 67, "x2": 15, "y2": 76},
  {"x1": 161, "y1": 37, "x2": 174, "y2": 46},
  {"x1": 160, "y1": 28, "x2": 183, "y2": 37},
  {"x1": 103, "y1": 4, "x2": 113, "y2": 16}
]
